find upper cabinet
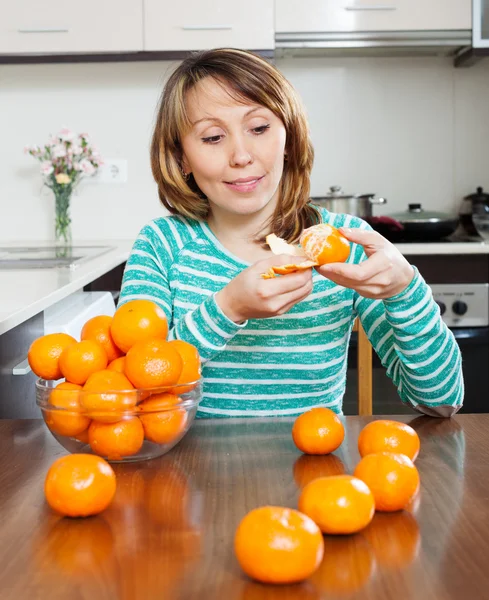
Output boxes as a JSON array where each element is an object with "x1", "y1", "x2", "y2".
[
  {"x1": 276, "y1": 0, "x2": 472, "y2": 34},
  {"x1": 143, "y1": 0, "x2": 274, "y2": 51},
  {"x1": 0, "y1": 0, "x2": 143, "y2": 54}
]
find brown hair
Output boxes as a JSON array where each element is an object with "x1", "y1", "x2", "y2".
[{"x1": 150, "y1": 48, "x2": 320, "y2": 243}]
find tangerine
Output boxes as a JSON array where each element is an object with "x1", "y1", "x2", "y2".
[
  {"x1": 44, "y1": 381, "x2": 91, "y2": 437},
  {"x1": 59, "y1": 340, "x2": 108, "y2": 385},
  {"x1": 354, "y1": 452, "x2": 420, "y2": 512},
  {"x1": 81, "y1": 369, "x2": 136, "y2": 422},
  {"x1": 44, "y1": 454, "x2": 116, "y2": 517},
  {"x1": 298, "y1": 475, "x2": 375, "y2": 535},
  {"x1": 28, "y1": 333, "x2": 76, "y2": 380},
  {"x1": 124, "y1": 338, "x2": 183, "y2": 389},
  {"x1": 168, "y1": 340, "x2": 201, "y2": 393},
  {"x1": 88, "y1": 417, "x2": 144, "y2": 460},
  {"x1": 107, "y1": 356, "x2": 126, "y2": 373},
  {"x1": 81, "y1": 315, "x2": 124, "y2": 363},
  {"x1": 292, "y1": 407, "x2": 345, "y2": 455},
  {"x1": 139, "y1": 393, "x2": 187, "y2": 444},
  {"x1": 234, "y1": 506, "x2": 324, "y2": 584},
  {"x1": 358, "y1": 419, "x2": 420, "y2": 462},
  {"x1": 110, "y1": 299, "x2": 168, "y2": 354}
]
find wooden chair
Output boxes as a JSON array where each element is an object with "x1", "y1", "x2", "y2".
[{"x1": 353, "y1": 319, "x2": 373, "y2": 416}]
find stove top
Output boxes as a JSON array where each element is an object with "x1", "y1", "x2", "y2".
[{"x1": 398, "y1": 235, "x2": 485, "y2": 244}]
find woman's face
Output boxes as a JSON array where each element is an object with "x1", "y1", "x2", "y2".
[{"x1": 180, "y1": 77, "x2": 287, "y2": 220}]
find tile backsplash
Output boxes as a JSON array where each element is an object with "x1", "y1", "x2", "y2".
[{"x1": 1, "y1": 55, "x2": 489, "y2": 242}]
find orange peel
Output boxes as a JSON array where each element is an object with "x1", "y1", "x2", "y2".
[{"x1": 262, "y1": 224, "x2": 350, "y2": 278}]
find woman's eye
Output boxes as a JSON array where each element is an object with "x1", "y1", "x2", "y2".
[
  {"x1": 201, "y1": 134, "x2": 222, "y2": 144},
  {"x1": 252, "y1": 124, "x2": 270, "y2": 134}
]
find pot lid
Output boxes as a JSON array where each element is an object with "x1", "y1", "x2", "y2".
[
  {"x1": 388, "y1": 203, "x2": 456, "y2": 223},
  {"x1": 464, "y1": 186, "x2": 489, "y2": 203},
  {"x1": 323, "y1": 185, "x2": 375, "y2": 199}
]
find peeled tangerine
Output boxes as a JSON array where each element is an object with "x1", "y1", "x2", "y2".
[{"x1": 263, "y1": 223, "x2": 351, "y2": 278}]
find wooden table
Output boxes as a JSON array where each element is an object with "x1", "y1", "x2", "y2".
[{"x1": 0, "y1": 414, "x2": 487, "y2": 600}]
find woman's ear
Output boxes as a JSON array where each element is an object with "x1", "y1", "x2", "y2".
[{"x1": 181, "y1": 153, "x2": 191, "y2": 175}]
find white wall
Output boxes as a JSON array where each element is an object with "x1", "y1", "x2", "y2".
[{"x1": 1, "y1": 55, "x2": 489, "y2": 243}]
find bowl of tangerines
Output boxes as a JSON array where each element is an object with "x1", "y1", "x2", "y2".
[{"x1": 29, "y1": 299, "x2": 201, "y2": 462}]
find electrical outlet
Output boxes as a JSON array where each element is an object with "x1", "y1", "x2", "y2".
[{"x1": 94, "y1": 159, "x2": 128, "y2": 183}]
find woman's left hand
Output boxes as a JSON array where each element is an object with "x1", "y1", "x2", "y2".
[{"x1": 316, "y1": 227, "x2": 415, "y2": 299}]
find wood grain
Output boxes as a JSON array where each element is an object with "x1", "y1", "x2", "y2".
[{"x1": 0, "y1": 414, "x2": 487, "y2": 599}]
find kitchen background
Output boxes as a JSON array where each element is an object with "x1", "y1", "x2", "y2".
[{"x1": 2, "y1": 54, "x2": 489, "y2": 242}]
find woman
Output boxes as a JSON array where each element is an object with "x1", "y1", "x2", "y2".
[{"x1": 119, "y1": 48, "x2": 463, "y2": 419}]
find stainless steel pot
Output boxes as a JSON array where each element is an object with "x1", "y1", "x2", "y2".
[{"x1": 311, "y1": 185, "x2": 387, "y2": 218}]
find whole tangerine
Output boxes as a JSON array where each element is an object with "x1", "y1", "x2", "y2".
[
  {"x1": 28, "y1": 333, "x2": 76, "y2": 380},
  {"x1": 139, "y1": 393, "x2": 187, "y2": 445},
  {"x1": 168, "y1": 340, "x2": 201, "y2": 393},
  {"x1": 110, "y1": 299, "x2": 168, "y2": 354},
  {"x1": 81, "y1": 315, "x2": 124, "y2": 363},
  {"x1": 124, "y1": 338, "x2": 183, "y2": 389},
  {"x1": 44, "y1": 381, "x2": 91, "y2": 437},
  {"x1": 358, "y1": 419, "x2": 420, "y2": 462},
  {"x1": 292, "y1": 407, "x2": 345, "y2": 455},
  {"x1": 234, "y1": 506, "x2": 324, "y2": 584},
  {"x1": 59, "y1": 340, "x2": 108, "y2": 385},
  {"x1": 81, "y1": 369, "x2": 137, "y2": 422},
  {"x1": 88, "y1": 417, "x2": 144, "y2": 460}
]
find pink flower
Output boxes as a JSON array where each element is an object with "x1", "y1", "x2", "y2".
[
  {"x1": 58, "y1": 128, "x2": 75, "y2": 142},
  {"x1": 71, "y1": 144, "x2": 83, "y2": 156},
  {"x1": 52, "y1": 144, "x2": 67, "y2": 158},
  {"x1": 79, "y1": 158, "x2": 96, "y2": 175},
  {"x1": 40, "y1": 162, "x2": 54, "y2": 175}
]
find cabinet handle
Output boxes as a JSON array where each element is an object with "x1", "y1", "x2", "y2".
[
  {"x1": 17, "y1": 28, "x2": 70, "y2": 34},
  {"x1": 181, "y1": 25, "x2": 233, "y2": 31},
  {"x1": 12, "y1": 358, "x2": 31, "y2": 376},
  {"x1": 345, "y1": 6, "x2": 397, "y2": 11}
]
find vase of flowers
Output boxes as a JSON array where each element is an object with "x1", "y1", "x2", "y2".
[{"x1": 24, "y1": 128, "x2": 103, "y2": 247}]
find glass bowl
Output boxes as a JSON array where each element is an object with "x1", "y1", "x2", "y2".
[{"x1": 36, "y1": 378, "x2": 202, "y2": 463}]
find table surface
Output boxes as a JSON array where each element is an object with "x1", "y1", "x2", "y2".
[{"x1": 0, "y1": 414, "x2": 486, "y2": 600}]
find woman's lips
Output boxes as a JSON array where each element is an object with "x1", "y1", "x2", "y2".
[{"x1": 224, "y1": 175, "x2": 265, "y2": 193}]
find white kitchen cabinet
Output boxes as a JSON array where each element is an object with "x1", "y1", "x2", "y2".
[
  {"x1": 0, "y1": 0, "x2": 143, "y2": 54},
  {"x1": 144, "y1": 0, "x2": 274, "y2": 51},
  {"x1": 276, "y1": 0, "x2": 471, "y2": 34}
]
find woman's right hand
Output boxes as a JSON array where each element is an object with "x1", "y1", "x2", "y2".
[{"x1": 215, "y1": 255, "x2": 313, "y2": 323}]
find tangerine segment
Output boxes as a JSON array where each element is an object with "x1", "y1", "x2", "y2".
[
  {"x1": 354, "y1": 452, "x2": 420, "y2": 512},
  {"x1": 110, "y1": 299, "x2": 168, "y2": 354},
  {"x1": 124, "y1": 338, "x2": 183, "y2": 389},
  {"x1": 44, "y1": 454, "x2": 116, "y2": 517},
  {"x1": 139, "y1": 393, "x2": 187, "y2": 444},
  {"x1": 81, "y1": 315, "x2": 123, "y2": 363},
  {"x1": 81, "y1": 370, "x2": 137, "y2": 423},
  {"x1": 298, "y1": 475, "x2": 375, "y2": 535},
  {"x1": 358, "y1": 419, "x2": 421, "y2": 462},
  {"x1": 292, "y1": 407, "x2": 345, "y2": 455},
  {"x1": 234, "y1": 506, "x2": 324, "y2": 584},
  {"x1": 28, "y1": 333, "x2": 77, "y2": 380},
  {"x1": 45, "y1": 381, "x2": 91, "y2": 437},
  {"x1": 88, "y1": 418, "x2": 144, "y2": 460}
]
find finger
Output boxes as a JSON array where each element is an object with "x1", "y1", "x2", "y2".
[
  {"x1": 339, "y1": 227, "x2": 387, "y2": 255},
  {"x1": 317, "y1": 251, "x2": 389, "y2": 282},
  {"x1": 266, "y1": 268, "x2": 313, "y2": 295},
  {"x1": 274, "y1": 280, "x2": 314, "y2": 313}
]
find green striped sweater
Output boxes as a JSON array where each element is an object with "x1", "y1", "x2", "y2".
[{"x1": 118, "y1": 207, "x2": 463, "y2": 418}]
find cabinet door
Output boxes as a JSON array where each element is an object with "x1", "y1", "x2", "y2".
[
  {"x1": 276, "y1": 0, "x2": 471, "y2": 34},
  {"x1": 0, "y1": 0, "x2": 143, "y2": 54},
  {"x1": 144, "y1": 0, "x2": 274, "y2": 51}
]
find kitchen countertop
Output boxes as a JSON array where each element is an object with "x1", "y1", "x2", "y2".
[
  {"x1": 0, "y1": 237, "x2": 487, "y2": 337},
  {"x1": 0, "y1": 413, "x2": 485, "y2": 599},
  {"x1": 0, "y1": 240, "x2": 132, "y2": 335}
]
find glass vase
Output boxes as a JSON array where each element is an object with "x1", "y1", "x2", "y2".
[{"x1": 53, "y1": 184, "x2": 73, "y2": 250}]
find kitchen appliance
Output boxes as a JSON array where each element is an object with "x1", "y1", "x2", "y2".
[
  {"x1": 459, "y1": 186, "x2": 489, "y2": 237},
  {"x1": 311, "y1": 185, "x2": 387, "y2": 218},
  {"x1": 367, "y1": 204, "x2": 460, "y2": 242}
]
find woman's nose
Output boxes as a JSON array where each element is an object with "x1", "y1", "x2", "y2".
[{"x1": 229, "y1": 136, "x2": 253, "y2": 167}]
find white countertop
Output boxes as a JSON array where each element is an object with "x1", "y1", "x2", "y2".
[
  {"x1": 0, "y1": 238, "x2": 488, "y2": 337},
  {"x1": 0, "y1": 241, "x2": 132, "y2": 335}
]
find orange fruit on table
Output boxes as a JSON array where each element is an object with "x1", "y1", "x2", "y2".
[
  {"x1": 81, "y1": 315, "x2": 124, "y2": 363},
  {"x1": 107, "y1": 356, "x2": 126, "y2": 373},
  {"x1": 88, "y1": 417, "x2": 145, "y2": 460},
  {"x1": 28, "y1": 333, "x2": 76, "y2": 380},
  {"x1": 354, "y1": 451, "x2": 420, "y2": 512},
  {"x1": 292, "y1": 407, "x2": 345, "y2": 455},
  {"x1": 59, "y1": 340, "x2": 108, "y2": 385},
  {"x1": 81, "y1": 369, "x2": 137, "y2": 423},
  {"x1": 358, "y1": 419, "x2": 420, "y2": 462},
  {"x1": 168, "y1": 340, "x2": 201, "y2": 393},
  {"x1": 298, "y1": 475, "x2": 375, "y2": 535},
  {"x1": 139, "y1": 393, "x2": 187, "y2": 444},
  {"x1": 124, "y1": 338, "x2": 183, "y2": 389},
  {"x1": 110, "y1": 299, "x2": 168, "y2": 354},
  {"x1": 234, "y1": 506, "x2": 324, "y2": 584},
  {"x1": 44, "y1": 381, "x2": 91, "y2": 437},
  {"x1": 44, "y1": 454, "x2": 116, "y2": 517}
]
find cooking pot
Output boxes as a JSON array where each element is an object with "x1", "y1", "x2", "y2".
[
  {"x1": 366, "y1": 203, "x2": 459, "y2": 242},
  {"x1": 311, "y1": 185, "x2": 387, "y2": 218}
]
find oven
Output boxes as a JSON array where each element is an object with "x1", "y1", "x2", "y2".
[{"x1": 344, "y1": 254, "x2": 489, "y2": 415}]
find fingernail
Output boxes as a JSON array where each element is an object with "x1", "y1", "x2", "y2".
[{"x1": 340, "y1": 227, "x2": 352, "y2": 234}]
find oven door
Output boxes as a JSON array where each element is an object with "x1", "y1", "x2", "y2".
[{"x1": 344, "y1": 327, "x2": 489, "y2": 415}]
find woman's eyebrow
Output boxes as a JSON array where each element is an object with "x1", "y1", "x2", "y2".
[{"x1": 191, "y1": 106, "x2": 264, "y2": 127}]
